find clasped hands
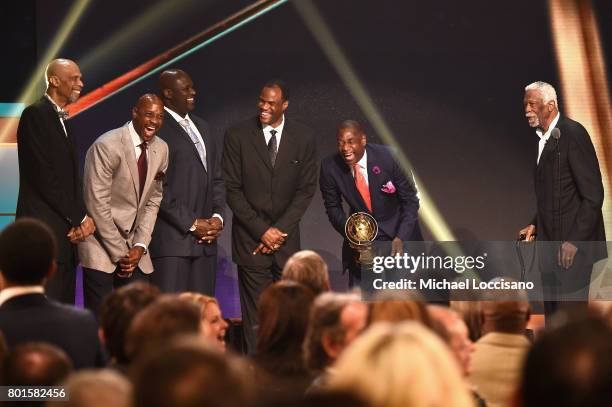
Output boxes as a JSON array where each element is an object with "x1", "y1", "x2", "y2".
[
  {"x1": 253, "y1": 227, "x2": 288, "y2": 255},
  {"x1": 67, "y1": 216, "x2": 96, "y2": 243},
  {"x1": 117, "y1": 246, "x2": 145, "y2": 278},
  {"x1": 191, "y1": 217, "x2": 223, "y2": 244}
]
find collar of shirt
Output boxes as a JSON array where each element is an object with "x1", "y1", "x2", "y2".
[
  {"x1": 536, "y1": 112, "x2": 561, "y2": 164},
  {"x1": 164, "y1": 106, "x2": 190, "y2": 123},
  {"x1": 164, "y1": 107, "x2": 205, "y2": 145},
  {"x1": 44, "y1": 93, "x2": 68, "y2": 136},
  {"x1": 263, "y1": 114, "x2": 285, "y2": 145},
  {"x1": 0, "y1": 285, "x2": 44, "y2": 307},
  {"x1": 128, "y1": 121, "x2": 148, "y2": 159},
  {"x1": 351, "y1": 149, "x2": 369, "y2": 185}
]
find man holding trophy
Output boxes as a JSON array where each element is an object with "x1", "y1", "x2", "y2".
[{"x1": 319, "y1": 120, "x2": 422, "y2": 286}]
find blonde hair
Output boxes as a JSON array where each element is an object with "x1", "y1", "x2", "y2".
[
  {"x1": 179, "y1": 292, "x2": 219, "y2": 314},
  {"x1": 281, "y1": 250, "x2": 330, "y2": 295},
  {"x1": 328, "y1": 322, "x2": 474, "y2": 407}
]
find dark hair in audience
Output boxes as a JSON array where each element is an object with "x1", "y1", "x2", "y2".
[
  {"x1": 132, "y1": 335, "x2": 253, "y2": 407},
  {"x1": 257, "y1": 281, "x2": 315, "y2": 376},
  {"x1": 263, "y1": 79, "x2": 290, "y2": 101},
  {"x1": 125, "y1": 295, "x2": 201, "y2": 362},
  {"x1": 100, "y1": 282, "x2": 160, "y2": 364},
  {"x1": 2, "y1": 342, "x2": 72, "y2": 386},
  {"x1": 519, "y1": 312, "x2": 612, "y2": 407},
  {"x1": 0, "y1": 218, "x2": 56, "y2": 284}
]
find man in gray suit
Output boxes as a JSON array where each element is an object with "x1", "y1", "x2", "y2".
[{"x1": 79, "y1": 94, "x2": 169, "y2": 317}]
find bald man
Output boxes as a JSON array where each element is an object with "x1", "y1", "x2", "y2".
[
  {"x1": 16, "y1": 58, "x2": 95, "y2": 304},
  {"x1": 150, "y1": 69, "x2": 224, "y2": 295},
  {"x1": 78, "y1": 94, "x2": 169, "y2": 317}
]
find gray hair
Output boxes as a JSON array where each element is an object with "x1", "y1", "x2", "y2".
[{"x1": 525, "y1": 81, "x2": 558, "y2": 105}]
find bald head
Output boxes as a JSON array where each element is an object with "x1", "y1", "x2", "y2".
[
  {"x1": 132, "y1": 94, "x2": 164, "y2": 142},
  {"x1": 158, "y1": 69, "x2": 196, "y2": 117},
  {"x1": 45, "y1": 59, "x2": 83, "y2": 107}
]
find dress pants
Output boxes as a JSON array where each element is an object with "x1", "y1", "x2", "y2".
[
  {"x1": 237, "y1": 263, "x2": 282, "y2": 354},
  {"x1": 45, "y1": 259, "x2": 77, "y2": 305},
  {"x1": 83, "y1": 266, "x2": 150, "y2": 319},
  {"x1": 151, "y1": 255, "x2": 216, "y2": 295}
]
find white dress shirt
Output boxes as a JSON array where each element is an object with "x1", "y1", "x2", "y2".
[
  {"x1": 262, "y1": 114, "x2": 285, "y2": 146},
  {"x1": 0, "y1": 285, "x2": 44, "y2": 307},
  {"x1": 536, "y1": 112, "x2": 560, "y2": 164},
  {"x1": 351, "y1": 150, "x2": 369, "y2": 186},
  {"x1": 44, "y1": 94, "x2": 67, "y2": 136}
]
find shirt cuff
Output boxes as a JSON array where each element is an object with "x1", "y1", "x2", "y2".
[
  {"x1": 134, "y1": 243, "x2": 148, "y2": 254},
  {"x1": 212, "y1": 213, "x2": 223, "y2": 225}
]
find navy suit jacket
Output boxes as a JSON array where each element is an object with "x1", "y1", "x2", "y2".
[
  {"x1": 320, "y1": 143, "x2": 422, "y2": 243},
  {"x1": 0, "y1": 293, "x2": 103, "y2": 369},
  {"x1": 150, "y1": 113, "x2": 225, "y2": 258}
]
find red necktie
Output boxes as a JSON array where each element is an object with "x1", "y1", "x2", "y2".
[
  {"x1": 138, "y1": 142, "x2": 148, "y2": 197},
  {"x1": 353, "y1": 163, "x2": 372, "y2": 212}
]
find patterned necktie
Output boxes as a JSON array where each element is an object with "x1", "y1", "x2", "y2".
[
  {"x1": 138, "y1": 142, "x2": 148, "y2": 197},
  {"x1": 181, "y1": 119, "x2": 207, "y2": 171},
  {"x1": 353, "y1": 163, "x2": 372, "y2": 212},
  {"x1": 268, "y1": 129, "x2": 278, "y2": 167},
  {"x1": 57, "y1": 108, "x2": 69, "y2": 121}
]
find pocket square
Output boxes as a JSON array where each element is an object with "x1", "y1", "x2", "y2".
[{"x1": 381, "y1": 181, "x2": 396, "y2": 194}]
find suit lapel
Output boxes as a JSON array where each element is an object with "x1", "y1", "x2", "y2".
[
  {"x1": 537, "y1": 137, "x2": 556, "y2": 173},
  {"x1": 121, "y1": 127, "x2": 140, "y2": 201},
  {"x1": 249, "y1": 118, "x2": 272, "y2": 171}
]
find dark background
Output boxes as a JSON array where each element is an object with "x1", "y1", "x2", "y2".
[{"x1": 2, "y1": 0, "x2": 610, "y2": 315}]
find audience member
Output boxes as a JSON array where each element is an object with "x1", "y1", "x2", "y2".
[
  {"x1": 428, "y1": 305, "x2": 474, "y2": 376},
  {"x1": 303, "y1": 292, "x2": 367, "y2": 391},
  {"x1": 256, "y1": 281, "x2": 316, "y2": 394},
  {"x1": 468, "y1": 289, "x2": 531, "y2": 407},
  {"x1": 125, "y1": 295, "x2": 201, "y2": 362},
  {"x1": 450, "y1": 289, "x2": 483, "y2": 341},
  {"x1": 369, "y1": 291, "x2": 430, "y2": 326},
  {"x1": 99, "y1": 282, "x2": 160, "y2": 369},
  {"x1": 328, "y1": 322, "x2": 474, "y2": 407},
  {"x1": 0, "y1": 219, "x2": 101, "y2": 368},
  {"x1": 2, "y1": 342, "x2": 72, "y2": 385},
  {"x1": 49, "y1": 369, "x2": 131, "y2": 407},
  {"x1": 517, "y1": 312, "x2": 612, "y2": 407},
  {"x1": 179, "y1": 292, "x2": 229, "y2": 351},
  {"x1": 281, "y1": 250, "x2": 330, "y2": 295},
  {"x1": 132, "y1": 335, "x2": 254, "y2": 407}
]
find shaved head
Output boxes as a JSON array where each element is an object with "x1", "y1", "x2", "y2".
[
  {"x1": 136, "y1": 93, "x2": 163, "y2": 109},
  {"x1": 132, "y1": 93, "x2": 164, "y2": 142},
  {"x1": 157, "y1": 69, "x2": 195, "y2": 117},
  {"x1": 45, "y1": 58, "x2": 83, "y2": 106}
]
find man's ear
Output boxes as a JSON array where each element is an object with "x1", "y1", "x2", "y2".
[
  {"x1": 282, "y1": 99, "x2": 289, "y2": 112},
  {"x1": 48, "y1": 75, "x2": 60, "y2": 88},
  {"x1": 361, "y1": 133, "x2": 367, "y2": 145},
  {"x1": 162, "y1": 88, "x2": 172, "y2": 100},
  {"x1": 321, "y1": 333, "x2": 343, "y2": 360}
]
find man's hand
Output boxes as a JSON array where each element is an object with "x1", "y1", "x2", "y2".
[
  {"x1": 518, "y1": 224, "x2": 536, "y2": 241},
  {"x1": 117, "y1": 246, "x2": 145, "y2": 277},
  {"x1": 67, "y1": 226, "x2": 84, "y2": 243},
  {"x1": 192, "y1": 218, "x2": 222, "y2": 244},
  {"x1": 391, "y1": 237, "x2": 404, "y2": 256},
  {"x1": 67, "y1": 216, "x2": 96, "y2": 244},
  {"x1": 260, "y1": 227, "x2": 287, "y2": 250},
  {"x1": 252, "y1": 243, "x2": 274, "y2": 255},
  {"x1": 558, "y1": 241, "x2": 578, "y2": 269}
]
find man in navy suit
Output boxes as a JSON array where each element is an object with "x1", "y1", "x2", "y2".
[
  {"x1": 150, "y1": 69, "x2": 224, "y2": 295},
  {"x1": 319, "y1": 120, "x2": 422, "y2": 286},
  {"x1": 0, "y1": 219, "x2": 102, "y2": 369}
]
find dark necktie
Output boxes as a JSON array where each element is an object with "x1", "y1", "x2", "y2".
[
  {"x1": 268, "y1": 129, "x2": 278, "y2": 167},
  {"x1": 138, "y1": 142, "x2": 148, "y2": 197}
]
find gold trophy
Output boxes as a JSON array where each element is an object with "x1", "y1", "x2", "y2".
[{"x1": 345, "y1": 212, "x2": 378, "y2": 264}]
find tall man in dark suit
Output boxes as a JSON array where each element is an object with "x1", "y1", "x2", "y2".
[
  {"x1": 518, "y1": 81, "x2": 606, "y2": 320},
  {"x1": 223, "y1": 79, "x2": 317, "y2": 353},
  {"x1": 319, "y1": 120, "x2": 422, "y2": 286},
  {"x1": 150, "y1": 69, "x2": 224, "y2": 295},
  {"x1": 16, "y1": 58, "x2": 95, "y2": 304},
  {"x1": 0, "y1": 219, "x2": 101, "y2": 369}
]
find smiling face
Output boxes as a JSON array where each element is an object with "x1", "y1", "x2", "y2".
[
  {"x1": 337, "y1": 127, "x2": 367, "y2": 166},
  {"x1": 132, "y1": 95, "x2": 164, "y2": 142},
  {"x1": 47, "y1": 59, "x2": 83, "y2": 106},
  {"x1": 523, "y1": 89, "x2": 555, "y2": 131},
  {"x1": 258, "y1": 85, "x2": 288, "y2": 128},
  {"x1": 161, "y1": 70, "x2": 196, "y2": 117},
  {"x1": 200, "y1": 302, "x2": 228, "y2": 352}
]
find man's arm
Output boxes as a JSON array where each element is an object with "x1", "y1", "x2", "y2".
[
  {"x1": 274, "y1": 133, "x2": 318, "y2": 232},
  {"x1": 17, "y1": 106, "x2": 85, "y2": 226},
  {"x1": 222, "y1": 129, "x2": 270, "y2": 240},
  {"x1": 392, "y1": 157, "x2": 420, "y2": 241},
  {"x1": 83, "y1": 141, "x2": 126, "y2": 263},
  {"x1": 319, "y1": 159, "x2": 348, "y2": 237},
  {"x1": 566, "y1": 124, "x2": 605, "y2": 242}
]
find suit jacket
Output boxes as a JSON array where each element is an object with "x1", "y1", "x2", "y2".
[
  {"x1": 78, "y1": 124, "x2": 169, "y2": 273},
  {"x1": 223, "y1": 117, "x2": 317, "y2": 267},
  {"x1": 320, "y1": 143, "x2": 422, "y2": 242},
  {"x1": 468, "y1": 332, "x2": 531, "y2": 407},
  {"x1": 0, "y1": 293, "x2": 102, "y2": 369},
  {"x1": 16, "y1": 97, "x2": 86, "y2": 264},
  {"x1": 533, "y1": 116, "x2": 606, "y2": 261},
  {"x1": 150, "y1": 113, "x2": 224, "y2": 258}
]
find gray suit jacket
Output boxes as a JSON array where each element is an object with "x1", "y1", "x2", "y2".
[{"x1": 79, "y1": 123, "x2": 169, "y2": 273}]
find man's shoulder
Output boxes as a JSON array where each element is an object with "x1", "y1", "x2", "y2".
[
  {"x1": 226, "y1": 117, "x2": 259, "y2": 134},
  {"x1": 19, "y1": 98, "x2": 51, "y2": 120},
  {"x1": 558, "y1": 115, "x2": 588, "y2": 136},
  {"x1": 92, "y1": 125, "x2": 128, "y2": 147},
  {"x1": 285, "y1": 118, "x2": 313, "y2": 135},
  {"x1": 367, "y1": 143, "x2": 394, "y2": 156}
]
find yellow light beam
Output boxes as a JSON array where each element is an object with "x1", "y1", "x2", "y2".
[
  {"x1": 0, "y1": 0, "x2": 91, "y2": 143},
  {"x1": 293, "y1": 0, "x2": 456, "y2": 242}
]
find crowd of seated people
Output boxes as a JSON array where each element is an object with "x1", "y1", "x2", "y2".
[{"x1": 1, "y1": 218, "x2": 612, "y2": 407}]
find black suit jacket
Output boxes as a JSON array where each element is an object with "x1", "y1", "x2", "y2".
[
  {"x1": 0, "y1": 293, "x2": 102, "y2": 369},
  {"x1": 223, "y1": 117, "x2": 317, "y2": 267},
  {"x1": 150, "y1": 113, "x2": 224, "y2": 257},
  {"x1": 16, "y1": 97, "x2": 86, "y2": 264},
  {"x1": 533, "y1": 115, "x2": 606, "y2": 261}
]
